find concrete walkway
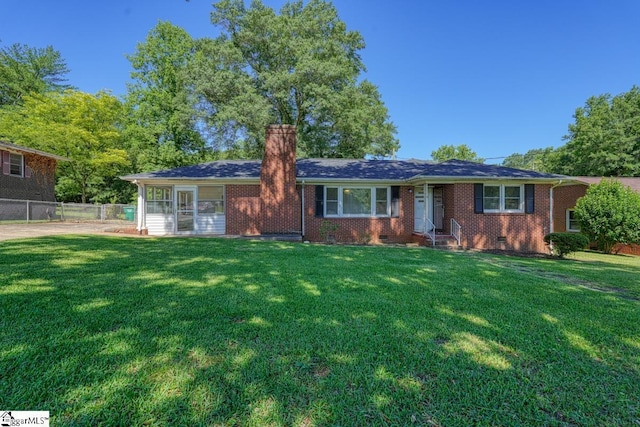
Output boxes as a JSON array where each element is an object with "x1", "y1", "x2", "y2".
[{"x1": 0, "y1": 221, "x2": 137, "y2": 241}]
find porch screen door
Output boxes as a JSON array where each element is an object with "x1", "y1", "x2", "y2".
[
  {"x1": 176, "y1": 189, "x2": 195, "y2": 232},
  {"x1": 433, "y1": 187, "x2": 444, "y2": 230}
]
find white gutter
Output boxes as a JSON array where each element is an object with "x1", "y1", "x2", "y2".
[
  {"x1": 301, "y1": 180, "x2": 305, "y2": 239},
  {"x1": 549, "y1": 179, "x2": 564, "y2": 234}
]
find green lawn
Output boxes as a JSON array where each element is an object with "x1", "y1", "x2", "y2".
[{"x1": 1, "y1": 237, "x2": 638, "y2": 426}]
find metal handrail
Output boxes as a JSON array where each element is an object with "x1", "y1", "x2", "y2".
[
  {"x1": 425, "y1": 218, "x2": 436, "y2": 246},
  {"x1": 451, "y1": 218, "x2": 461, "y2": 246}
]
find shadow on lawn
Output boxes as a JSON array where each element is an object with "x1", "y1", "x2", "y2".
[{"x1": 1, "y1": 236, "x2": 639, "y2": 426}]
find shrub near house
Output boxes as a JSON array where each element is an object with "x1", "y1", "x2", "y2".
[
  {"x1": 544, "y1": 232, "x2": 590, "y2": 258},
  {"x1": 575, "y1": 179, "x2": 640, "y2": 253}
]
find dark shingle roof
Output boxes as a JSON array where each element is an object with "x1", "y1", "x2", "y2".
[
  {"x1": 122, "y1": 158, "x2": 565, "y2": 182},
  {"x1": 412, "y1": 160, "x2": 566, "y2": 179},
  {"x1": 296, "y1": 158, "x2": 435, "y2": 180},
  {"x1": 122, "y1": 160, "x2": 262, "y2": 180}
]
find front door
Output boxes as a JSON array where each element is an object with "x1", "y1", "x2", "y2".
[
  {"x1": 176, "y1": 188, "x2": 195, "y2": 232},
  {"x1": 414, "y1": 186, "x2": 425, "y2": 232}
]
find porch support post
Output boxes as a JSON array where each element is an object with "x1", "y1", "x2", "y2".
[{"x1": 136, "y1": 181, "x2": 147, "y2": 233}]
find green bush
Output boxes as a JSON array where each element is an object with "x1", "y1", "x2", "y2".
[
  {"x1": 318, "y1": 220, "x2": 339, "y2": 243},
  {"x1": 544, "y1": 232, "x2": 590, "y2": 258},
  {"x1": 575, "y1": 179, "x2": 640, "y2": 253}
]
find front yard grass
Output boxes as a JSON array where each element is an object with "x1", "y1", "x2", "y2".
[{"x1": 1, "y1": 236, "x2": 638, "y2": 426}]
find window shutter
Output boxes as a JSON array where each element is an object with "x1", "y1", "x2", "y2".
[
  {"x1": 474, "y1": 183, "x2": 484, "y2": 214},
  {"x1": 315, "y1": 185, "x2": 324, "y2": 217},
  {"x1": 2, "y1": 151, "x2": 10, "y2": 175},
  {"x1": 25, "y1": 165, "x2": 32, "y2": 178},
  {"x1": 390, "y1": 186, "x2": 400, "y2": 217},
  {"x1": 525, "y1": 184, "x2": 535, "y2": 214}
]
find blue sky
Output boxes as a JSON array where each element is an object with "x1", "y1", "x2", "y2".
[{"x1": 2, "y1": 0, "x2": 639, "y2": 162}]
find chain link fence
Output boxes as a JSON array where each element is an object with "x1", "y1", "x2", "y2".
[{"x1": 0, "y1": 198, "x2": 136, "y2": 223}]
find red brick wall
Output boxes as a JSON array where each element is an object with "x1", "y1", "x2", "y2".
[
  {"x1": 452, "y1": 183, "x2": 552, "y2": 253},
  {"x1": 260, "y1": 125, "x2": 301, "y2": 233},
  {"x1": 615, "y1": 244, "x2": 640, "y2": 256},
  {"x1": 552, "y1": 184, "x2": 587, "y2": 232},
  {"x1": 302, "y1": 185, "x2": 414, "y2": 244},
  {"x1": 226, "y1": 184, "x2": 261, "y2": 235},
  {"x1": 0, "y1": 151, "x2": 57, "y2": 201},
  {"x1": 442, "y1": 184, "x2": 455, "y2": 234}
]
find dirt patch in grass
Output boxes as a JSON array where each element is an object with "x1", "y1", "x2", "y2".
[{"x1": 500, "y1": 262, "x2": 640, "y2": 302}]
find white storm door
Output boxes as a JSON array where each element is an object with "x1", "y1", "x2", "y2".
[{"x1": 176, "y1": 187, "x2": 196, "y2": 233}]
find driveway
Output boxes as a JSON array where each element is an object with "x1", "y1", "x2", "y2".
[{"x1": 0, "y1": 221, "x2": 137, "y2": 241}]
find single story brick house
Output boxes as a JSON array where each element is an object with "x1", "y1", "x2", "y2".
[
  {"x1": 553, "y1": 176, "x2": 640, "y2": 256},
  {"x1": 122, "y1": 125, "x2": 574, "y2": 253},
  {"x1": 1, "y1": 140, "x2": 66, "y2": 202}
]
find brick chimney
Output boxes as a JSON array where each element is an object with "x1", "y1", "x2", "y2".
[{"x1": 260, "y1": 124, "x2": 300, "y2": 234}]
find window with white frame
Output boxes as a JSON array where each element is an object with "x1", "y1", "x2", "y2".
[
  {"x1": 146, "y1": 186, "x2": 173, "y2": 214},
  {"x1": 9, "y1": 153, "x2": 23, "y2": 177},
  {"x1": 483, "y1": 184, "x2": 524, "y2": 212},
  {"x1": 566, "y1": 209, "x2": 580, "y2": 232},
  {"x1": 326, "y1": 187, "x2": 339, "y2": 215},
  {"x1": 325, "y1": 186, "x2": 390, "y2": 217},
  {"x1": 198, "y1": 186, "x2": 224, "y2": 214},
  {"x1": 375, "y1": 188, "x2": 389, "y2": 216}
]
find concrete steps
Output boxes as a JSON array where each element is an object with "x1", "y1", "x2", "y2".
[{"x1": 431, "y1": 234, "x2": 462, "y2": 250}]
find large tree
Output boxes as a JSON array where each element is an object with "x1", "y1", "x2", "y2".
[
  {"x1": 561, "y1": 86, "x2": 640, "y2": 176},
  {"x1": 0, "y1": 90, "x2": 130, "y2": 203},
  {"x1": 124, "y1": 21, "x2": 205, "y2": 172},
  {"x1": 0, "y1": 43, "x2": 71, "y2": 106},
  {"x1": 189, "y1": 0, "x2": 398, "y2": 158},
  {"x1": 430, "y1": 144, "x2": 483, "y2": 163}
]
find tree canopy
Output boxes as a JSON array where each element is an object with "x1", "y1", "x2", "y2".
[
  {"x1": 0, "y1": 43, "x2": 71, "y2": 106},
  {"x1": 561, "y1": 86, "x2": 640, "y2": 176},
  {"x1": 0, "y1": 90, "x2": 130, "y2": 203},
  {"x1": 124, "y1": 21, "x2": 206, "y2": 172},
  {"x1": 188, "y1": 0, "x2": 398, "y2": 158},
  {"x1": 501, "y1": 147, "x2": 558, "y2": 172},
  {"x1": 430, "y1": 144, "x2": 483, "y2": 163},
  {"x1": 503, "y1": 86, "x2": 640, "y2": 176}
]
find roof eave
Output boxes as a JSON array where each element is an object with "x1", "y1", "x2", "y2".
[
  {"x1": 406, "y1": 175, "x2": 568, "y2": 184},
  {"x1": 296, "y1": 177, "x2": 408, "y2": 184},
  {"x1": 120, "y1": 176, "x2": 260, "y2": 184},
  {"x1": 0, "y1": 141, "x2": 69, "y2": 161}
]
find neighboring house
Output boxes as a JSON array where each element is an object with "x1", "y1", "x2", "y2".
[
  {"x1": 553, "y1": 177, "x2": 640, "y2": 255},
  {"x1": 0, "y1": 140, "x2": 66, "y2": 201},
  {"x1": 122, "y1": 125, "x2": 571, "y2": 253}
]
